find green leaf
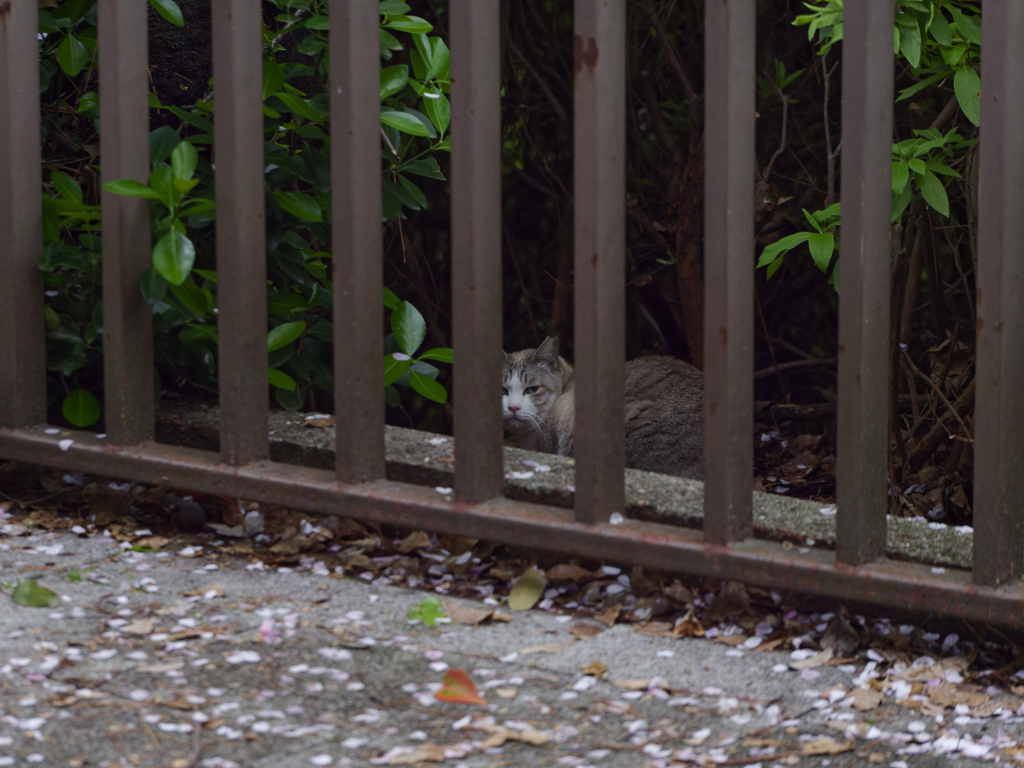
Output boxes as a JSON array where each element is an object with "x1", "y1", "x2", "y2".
[
  {"x1": 384, "y1": 353, "x2": 415, "y2": 386},
  {"x1": 422, "y1": 91, "x2": 450, "y2": 135},
  {"x1": 62, "y1": 389, "x2": 101, "y2": 428},
  {"x1": 896, "y1": 19, "x2": 921, "y2": 69},
  {"x1": 916, "y1": 171, "x2": 949, "y2": 217},
  {"x1": 391, "y1": 301, "x2": 426, "y2": 356},
  {"x1": 807, "y1": 232, "x2": 835, "y2": 272},
  {"x1": 77, "y1": 90, "x2": 99, "y2": 114},
  {"x1": 925, "y1": 159, "x2": 961, "y2": 178},
  {"x1": 929, "y1": 11, "x2": 951, "y2": 46},
  {"x1": 409, "y1": 371, "x2": 447, "y2": 403},
  {"x1": 149, "y1": 165, "x2": 176, "y2": 208},
  {"x1": 407, "y1": 596, "x2": 448, "y2": 626},
  {"x1": 56, "y1": 34, "x2": 88, "y2": 77},
  {"x1": 892, "y1": 180, "x2": 913, "y2": 222},
  {"x1": 907, "y1": 158, "x2": 927, "y2": 175},
  {"x1": 953, "y1": 65, "x2": 980, "y2": 127},
  {"x1": 380, "y1": 65, "x2": 409, "y2": 100},
  {"x1": 50, "y1": 171, "x2": 83, "y2": 204},
  {"x1": 401, "y1": 158, "x2": 445, "y2": 180},
  {"x1": 801, "y1": 208, "x2": 825, "y2": 233},
  {"x1": 385, "y1": 15, "x2": 433, "y2": 33},
  {"x1": 304, "y1": 15, "x2": 330, "y2": 30},
  {"x1": 274, "y1": 191, "x2": 323, "y2": 222},
  {"x1": 385, "y1": 384, "x2": 401, "y2": 407},
  {"x1": 396, "y1": 174, "x2": 428, "y2": 209},
  {"x1": 273, "y1": 92, "x2": 322, "y2": 122},
  {"x1": 892, "y1": 161, "x2": 909, "y2": 196},
  {"x1": 268, "y1": 368, "x2": 297, "y2": 390},
  {"x1": 171, "y1": 141, "x2": 198, "y2": 181},
  {"x1": 169, "y1": 279, "x2": 211, "y2": 318},
  {"x1": 140, "y1": 267, "x2": 168, "y2": 303},
  {"x1": 380, "y1": 28, "x2": 403, "y2": 57},
  {"x1": 381, "y1": 109, "x2": 432, "y2": 137},
  {"x1": 167, "y1": 105, "x2": 214, "y2": 132},
  {"x1": 150, "y1": 125, "x2": 181, "y2": 165},
  {"x1": 267, "y1": 321, "x2": 306, "y2": 352},
  {"x1": 766, "y1": 256, "x2": 784, "y2": 280},
  {"x1": 152, "y1": 230, "x2": 196, "y2": 285},
  {"x1": 383, "y1": 178, "x2": 424, "y2": 211},
  {"x1": 418, "y1": 347, "x2": 452, "y2": 363},
  {"x1": 179, "y1": 323, "x2": 217, "y2": 346},
  {"x1": 757, "y1": 232, "x2": 811, "y2": 269},
  {"x1": 148, "y1": 0, "x2": 184, "y2": 26},
  {"x1": 383, "y1": 287, "x2": 401, "y2": 309},
  {"x1": 11, "y1": 580, "x2": 60, "y2": 608}
]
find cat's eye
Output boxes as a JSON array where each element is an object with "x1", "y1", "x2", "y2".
[
  {"x1": 502, "y1": 387, "x2": 509, "y2": 396},
  {"x1": 524, "y1": 386, "x2": 540, "y2": 395}
]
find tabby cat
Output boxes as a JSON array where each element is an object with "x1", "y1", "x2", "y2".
[{"x1": 502, "y1": 336, "x2": 704, "y2": 480}]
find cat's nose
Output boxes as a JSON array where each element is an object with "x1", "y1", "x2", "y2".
[{"x1": 509, "y1": 405, "x2": 520, "y2": 414}]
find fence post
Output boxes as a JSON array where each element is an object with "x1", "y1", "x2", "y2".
[
  {"x1": 331, "y1": 0, "x2": 385, "y2": 484},
  {"x1": 212, "y1": 1, "x2": 268, "y2": 466},
  {"x1": 974, "y1": 3, "x2": 1024, "y2": 586},
  {"x1": 99, "y1": 0, "x2": 154, "y2": 444},
  {"x1": 0, "y1": 1, "x2": 46, "y2": 429},
  {"x1": 835, "y1": 1, "x2": 894, "y2": 566},
  {"x1": 573, "y1": 0, "x2": 627, "y2": 525},
  {"x1": 703, "y1": 0, "x2": 755, "y2": 545},
  {"x1": 451, "y1": 0, "x2": 504, "y2": 503}
]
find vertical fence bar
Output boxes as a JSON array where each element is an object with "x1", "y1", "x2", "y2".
[
  {"x1": 451, "y1": 0, "x2": 503, "y2": 503},
  {"x1": 573, "y1": 0, "x2": 626, "y2": 525},
  {"x1": 0, "y1": 2, "x2": 46, "y2": 428},
  {"x1": 331, "y1": 0, "x2": 384, "y2": 484},
  {"x1": 974, "y1": 4, "x2": 1024, "y2": 586},
  {"x1": 703, "y1": 0, "x2": 755, "y2": 545},
  {"x1": 98, "y1": 0, "x2": 153, "y2": 443},
  {"x1": 212, "y1": 2, "x2": 268, "y2": 466},
  {"x1": 835, "y1": 1, "x2": 893, "y2": 566}
]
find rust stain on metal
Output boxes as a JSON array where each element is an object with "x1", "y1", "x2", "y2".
[
  {"x1": 584, "y1": 38, "x2": 599, "y2": 70},
  {"x1": 572, "y1": 36, "x2": 600, "y2": 78},
  {"x1": 590, "y1": 253, "x2": 598, "y2": 268},
  {"x1": 0, "y1": 2, "x2": 11, "y2": 18},
  {"x1": 708, "y1": 401, "x2": 717, "y2": 416}
]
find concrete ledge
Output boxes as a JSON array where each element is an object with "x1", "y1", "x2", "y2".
[{"x1": 155, "y1": 400, "x2": 974, "y2": 570}]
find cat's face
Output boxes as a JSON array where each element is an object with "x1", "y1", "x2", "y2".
[{"x1": 502, "y1": 337, "x2": 564, "y2": 435}]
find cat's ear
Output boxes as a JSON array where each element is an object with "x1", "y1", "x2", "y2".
[{"x1": 531, "y1": 336, "x2": 559, "y2": 368}]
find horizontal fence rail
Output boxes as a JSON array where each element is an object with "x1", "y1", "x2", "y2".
[{"x1": 0, "y1": 0, "x2": 1022, "y2": 624}]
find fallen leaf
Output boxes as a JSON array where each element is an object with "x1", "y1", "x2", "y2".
[
  {"x1": 752, "y1": 637, "x2": 785, "y2": 652},
  {"x1": 381, "y1": 744, "x2": 461, "y2": 764},
  {"x1": 182, "y1": 582, "x2": 224, "y2": 598},
  {"x1": 712, "y1": 634, "x2": 749, "y2": 646},
  {"x1": 121, "y1": 618, "x2": 155, "y2": 636},
  {"x1": 612, "y1": 678, "x2": 651, "y2": 691},
  {"x1": 134, "y1": 535, "x2": 171, "y2": 550},
  {"x1": 790, "y1": 646, "x2": 834, "y2": 669},
  {"x1": 398, "y1": 530, "x2": 432, "y2": 554},
  {"x1": 802, "y1": 737, "x2": 852, "y2": 756},
  {"x1": 853, "y1": 686, "x2": 884, "y2": 711},
  {"x1": 479, "y1": 726, "x2": 549, "y2": 748},
  {"x1": 518, "y1": 639, "x2": 577, "y2": 655},
  {"x1": 546, "y1": 564, "x2": 598, "y2": 582},
  {"x1": 305, "y1": 415, "x2": 335, "y2": 428},
  {"x1": 868, "y1": 753, "x2": 885, "y2": 763},
  {"x1": 11, "y1": 580, "x2": 60, "y2": 607},
  {"x1": 597, "y1": 605, "x2": 621, "y2": 627},
  {"x1": 569, "y1": 623, "x2": 605, "y2": 639},
  {"x1": 442, "y1": 599, "x2": 499, "y2": 626},
  {"x1": 704, "y1": 581, "x2": 751, "y2": 621},
  {"x1": 664, "y1": 579, "x2": 695, "y2": 604},
  {"x1": 580, "y1": 661, "x2": 608, "y2": 676},
  {"x1": 136, "y1": 661, "x2": 185, "y2": 674},
  {"x1": 508, "y1": 567, "x2": 546, "y2": 611},
  {"x1": 634, "y1": 622, "x2": 676, "y2": 638},
  {"x1": 435, "y1": 669, "x2": 487, "y2": 705}
]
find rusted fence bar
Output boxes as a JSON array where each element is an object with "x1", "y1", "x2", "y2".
[
  {"x1": 6, "y1": 427, "x2": 1024, "y2": 626},
  {"x1": 212, "y1": 2, "x2": 268, "y2": 466},
  {"x1": 450, "y1": 0, "x2": 504, "y2": 503},
  {"x1": 0, "y1": 1, "x2": 46, "y2": 429},
  {"x1": 702, "y1": 0, "x2": 755, "y2": 545},
  {"x1": 974, "y1": 4, "x2": 1024, "y2": 586},
  {"x1": 98, "y1": 0, "x2": 154, "y2": 444},
  {"x1": 331, "y1": 0, "x2": 385, "y2": 484},
  {"x1": 573, "y1": 0, "x2": 627, "y2": 525},
  {"x1": 835, "y1": 1, "x2": 894, "y2": 566}
]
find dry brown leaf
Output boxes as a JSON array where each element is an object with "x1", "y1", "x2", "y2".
[
  {"x1": 704, "y1": 581, "x2": 752, "y2": 621},
  {"x1": 612, "y1": 678, "x2": 651, "y2": 691},
  {"x1": 712, "y1": 634, "x2": 749, "y2": 646},
  {"x1": 802, "y1": 737, "x2": 853, "y2": 756},
  {"x1": 305, "y1": 415, "x2": 336, "y2": 428},
  {"x1": 597, "y1": 605, "x2": 621, "y2": 627},
  {"x1": 134, "y1": 535, "x2": 172, "y2": 550},
  {"x1": 853, "y1": 687, "x2": 884, "y2": 711},
  {"x1": 121, "y1": 618, "x2": 155, "y2": 636},
  {"x1": 790, "y1": 646, "x2": 834, "y2": 669},
  {"x1": 867, "y1": 753, "x2": 886, "y2": 763},
  {"x1": 546, "y1": 564, "x2": 598, "y2": 582},
  {"x1": 383, "y1": 744, "x2": 456, "y2": 764},
  {"x1": 518, "y1": 639, "x2": 577, "y2": 655},
  {"x1": 398, "y1": 530, "x2": 432, "y2": 554},
  {"x1": 634, "y1": 622, "x2": 675, "y2": 638},
  {"x1": 580, "y1": 661, "x2": 608, "y2": 676},
  {"x1": 752, "y1": 637, "x2": 785, "y2": 652},
  {"x1": 479, "y1": 727, "x2": 549, "y2": 748},
  {"x1": 569, "y1": 623, "x2": 604, "y2": 639},
  {"x1": 441, "y1": 600, "x2": 498, "y2": 626},
  {"x1": 136, "y1": 661, "x2": 184, "y2": 674},
  {"x1": 664, "y1": 579, "x2": 695, "y2": 604}
]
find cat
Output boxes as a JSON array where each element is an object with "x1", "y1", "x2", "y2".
[{"x1": 502, "y1": 336, "x2": 704, "y2": 480}]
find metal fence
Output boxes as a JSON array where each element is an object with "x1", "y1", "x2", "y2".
[{"x1": 1, "y1": 1, "x2": 1023, "y2": 624}]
